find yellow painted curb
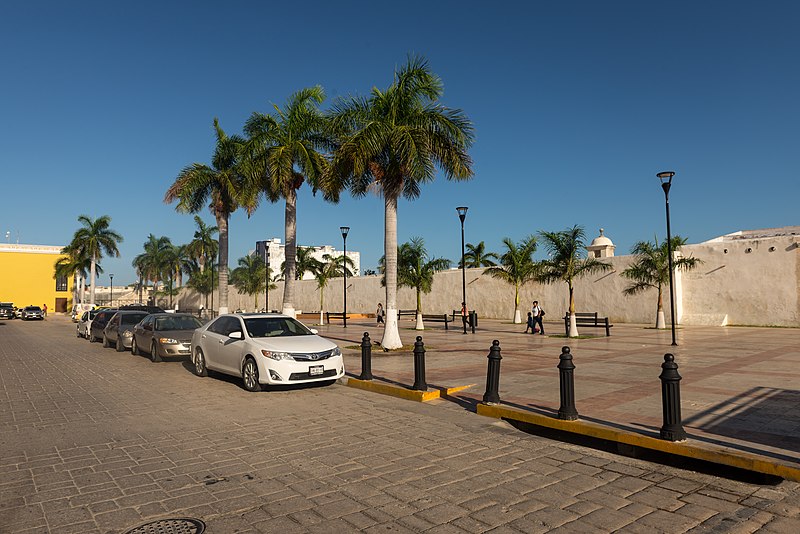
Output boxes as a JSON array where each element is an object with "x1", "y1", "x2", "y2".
[
  {"x1": 477, "y1": 403, "x2": 800, "y2": 482},
  {"x1": 346, "y1": 378, "x2": 474, "y2": 403}
]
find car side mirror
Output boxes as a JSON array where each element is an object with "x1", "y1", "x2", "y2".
[
  {"x1": 309, "y1": 328, "x2": 319, "y2": 335},
  {"x1": 228, "y1": 331, "x2": 243, "y2": 340}
]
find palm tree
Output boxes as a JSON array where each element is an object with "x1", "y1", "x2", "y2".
[
  {"x1": 460, "y1": 241, "x2": 498, "y2": 268},
  {"x1": 67, "y1": 215, "x2": 122, "y2": 306},
  {"x1": 538, "y1": 225, "x2": 612, "y2": 337},
  {"x1": 244, "y1": 86, "x2": 338, "y2": 318},
  {"x1": 186, "y1": 265, "x2": 217, "y2": 311},
  {"x1": 622, "y1": 236, "x2": 701, "y2": 328},
  {"x1": 484, "y1": 237, "x2": 538, "y2": 323},
  {"x1": 132, "y1": 235, "x2": 172, "y2": 307},
  {"x1": 186, "y1": 215, "x2": 218, "y2": 274},
  {"x1": 311, "y1": 253, "x2": 354, "y2": 325},
  {"x1": 230, "y1": 254, "x2": 267, "y2": 311},
  {"x1": 328, "y1": 56, "x2": 474, "y2": 349},
  {"x1": 281, "y1": 246, "x2": 323, "y2": 281},
  {"x1": 395, "y1": 237, "x2": 450, "y2": 330},
  {"x1": 165, "y1": 118, "x2": 249, "y2": 315},
  {"x1": 54, "y1": 244, "x2": 100, "y2": 310}
]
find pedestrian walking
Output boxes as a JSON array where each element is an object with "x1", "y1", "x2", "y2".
[
  {"x1": 531, "y1": 301, "x2": 545, "y2": 335},
  {"x1": 42, "y1": 303, "x2": 48, "y2": 318},
  {"x1": 376, "y1": 303, "x2": 385, "y2": 324},
  {"x1": 525, "y1": 312, "x2": 533, "y2": 333}
]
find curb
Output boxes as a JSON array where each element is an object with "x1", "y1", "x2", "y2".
[
  {"x1": 345, "y1": 377, "x2": 475, "y2": 402},
  {"x1": 477, "y1": 403, "x2": 800, "y2": 482}
]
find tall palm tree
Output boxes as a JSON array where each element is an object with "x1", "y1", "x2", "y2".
[
  {"x1": 395, "y1": 237, "x2": 450, "y2": 330},
  {"x1": 133, "y1": 234, "x2": 171, "y2": 307},
  {"x1": 165, "y1": 118, "x2": 249, "y2": 314},
  {"x1": 244, "y1": 86, "x2": 338, "y2": 318},
  {"x1": 186, "y1": 215, "x2": 218, "y2": 274},
  {"x1": 460, "y1": 241, "x2": 499, "y2": 268},
  {"x1": 538, "y1": 225, "x2": 612, "y2": 337},
  {"x1": 67, "y1": 215, "x2": 122, "y2": 306},
  {"x1": 622, "y1": 235, "x2": 701, "y2": 328},
  {"x1": 54, "y1": 244, "x2": 100, "y2": 310},
  {"x1": 281, "y1": 246, "x2": 323, "y2": 281},
  {"x1": 328, "y1": 56, "x2": 474, "y2": 349},
  {"x1": 484, "y1": 237, "x2": 538, "y2": 323},
  {"x1": 311, "y1": 253, "x2": 354, "y2": 325},
  {"x1": 230, "y1": 254, "x2": 268, "y2": 311}
]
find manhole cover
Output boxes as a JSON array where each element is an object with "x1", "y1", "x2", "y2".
[{"x1": 123, "y1": 518, "x2": 205, "y2": 534}]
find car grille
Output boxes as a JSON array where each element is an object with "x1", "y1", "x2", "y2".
[
  {"x1": 288, "y1": 369, "x2": 337, "y2": 381},
  {"x1": 290, "y1": 349, "x2": 335, "y2": 361}
]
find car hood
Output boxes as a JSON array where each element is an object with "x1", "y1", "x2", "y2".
[{"x1": 249, "y1": 335, "x2": 337, "y2": 353}]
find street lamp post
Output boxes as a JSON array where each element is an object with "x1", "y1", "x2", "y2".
[
  {"x1": 340, "y1": 227, "x2": 350, "y2": 328},
  {"x1": 456, "y1": 207, "x2": 468, "y2": 334},
  {"x1": 265, "y1": 253, "x2": 270, "y2": 313},
  {"x1": 109, "y1": 274, "x2": 114, "y2": 307},
  {"x1": 657, "y1": 171, "x2": 678, "y2": 346}
]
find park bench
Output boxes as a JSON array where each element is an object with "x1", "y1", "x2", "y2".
[
  {"x1": 563, "y1": 312, "x2": 613, "y2": 336},
  {"x1": 325, "y1": 312, "x2": 348, "y2": 324},
  {"x1": 421, "y1": 313, "x2": 451, "y2": 330},
  {"x1": 398, "y1": 309, "x2": 417, "y2": 319}
]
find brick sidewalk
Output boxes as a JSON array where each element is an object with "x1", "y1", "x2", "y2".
[
  {"x1": 328, "y1": 318, "x2": 800, "y2": 465},
  {"x1": 0, "y1": 317, "x2": 798, "y2": 533}
]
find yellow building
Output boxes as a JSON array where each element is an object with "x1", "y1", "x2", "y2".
[{"x1": 0, "y1": 243, "x2": 74, "y2": 313}]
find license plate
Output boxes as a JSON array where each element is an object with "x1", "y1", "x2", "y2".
[{"x1": 309, "y1": 365, "x2": 324, "y2": 376}]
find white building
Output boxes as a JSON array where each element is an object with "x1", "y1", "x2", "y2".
[{"x1": 254, "y1": 238, "x2": 361, "y2": 281}]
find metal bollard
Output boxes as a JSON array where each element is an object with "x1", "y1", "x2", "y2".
[
  {"x1": 557, "y1": 346, "x2": 579, "y2": 420},
  {"x1": 359, "y1": 332, "x2": 373, "y2": 380},
  {"x1": 482, "y1": 340, "x2": 502, "y2": 404},
  {"x1": 659, "y1": 353, "x2": 687, "y2": 441},
  {"x1": 470, "y1": 311, "x2": 477, "y2": 334},
  {"x1": 412, "y1": 336, "x2": 427, "y2": 391}
]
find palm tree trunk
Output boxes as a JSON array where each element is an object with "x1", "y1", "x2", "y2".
[
  {"x1": 656, "y1": 284, "x2": 666, "y2": 329},
  {"x1": 282, "y1": 189, "x2": 297, "y2": 318},
  {"x1": 568, "y1": 283, "x2": 579, "y2": 337},
  {"x1": 415, "y1": 287, "x2": 424, "y2": 330},
  {"x1": 381, "y1": 195, "x2": 402, "y2": 349},
  {"x1": 217, "y1": 214, "x2": 230, "y2": 314},
  {"x1": 319, "y1": 286, "x2": 324, "y2": 326},
  {"x1": 89, "y1": 253, "x2": 97, "y2": 305},
  {"x1": 513, "y1": 283, "x2": 521, "y2": 324}
]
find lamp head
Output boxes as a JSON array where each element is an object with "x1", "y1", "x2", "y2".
[
  {"x1": 340, "y1": 226, "x2": 350, "y2": 238},
  {"x1": 456, "y1": 206, "x2": 468, "y2": 222},
  {"x1": 657, "y1": 171, "x2": 675, "y2": 195}
]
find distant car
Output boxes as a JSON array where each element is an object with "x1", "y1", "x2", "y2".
[
  {"x1": 0, "y1": 303, "x2": 15, "y2": 320},
  {"x1": 88, "y1": 309, "x2": 118, "y2": 342},
  {"x1": 131, "y1": 313, "x2": 204, "y2": 362},
  {"x1": 21, "y1": 306, "x2": 44, "y2": 320},
  {"x1": 103, "y1": 311, "x2": 151, "y2": 352},
  {"x1": 191, "y1": 313, "x2": 345, "y2": 392},
  {"x1": 77, "y1": 310, "x2": 100, "y2": 338},
  {"x1": 14, "y1": 307, "x2": 24, "y2": 319}
]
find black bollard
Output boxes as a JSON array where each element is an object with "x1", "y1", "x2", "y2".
[
  {"x1": 557, "y1": 346, "x2": 579, "y2": 421},
  {"x1": 412, "y1": 336, "x2": 427, "y2": 391},
  {"x1": 659, "y1": 353, "x2": 687, "y2": 441},
  {"x1": 359, "y1": 332, "x2": 373, "y2": 381},
  {"x1": 482, "y1": 340, "x2": 502, "y2": 404}
]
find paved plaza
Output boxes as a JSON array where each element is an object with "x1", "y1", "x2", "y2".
[{"x1": 1, "y1": 316, "x2": 799, "y2": 533}]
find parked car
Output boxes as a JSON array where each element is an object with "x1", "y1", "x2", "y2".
[
  {"x1": 103, "y1": 311, "x2": 151, "y2": 352},
  {"x1": 0, "y1": 303, "x2": 15, "y2": 320},
  {"x1": 132, "y1": 313, "x2": 204, "y2": 362},
  {"x1": 88, "y1": 309, "x2": 118, "y2": 342},
  {"x1": 21, "y1": 306, "x2": 44, "y2": 320},
  {"x1": 191, "y1": 313, "x2": 345, "y2": 392},
  {"x1": 77, "y1": 309, "x2": 100, "y2": 338}
]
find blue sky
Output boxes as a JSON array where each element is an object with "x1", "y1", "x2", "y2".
[{"x1": 2, "y1": 1, "x2": 798, "y2": 284}]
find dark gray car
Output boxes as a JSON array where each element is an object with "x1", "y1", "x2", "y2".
[
  {"x1": 103, "y1": 311, "x2": 150, "y2": 352},
  {"x1": 132, "y1": 313, "x2": 203, "y2": 362}
]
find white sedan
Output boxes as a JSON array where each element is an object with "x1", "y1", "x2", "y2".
[{"x1": 191, "y1": 313, "x2": 345, "y2": 392}]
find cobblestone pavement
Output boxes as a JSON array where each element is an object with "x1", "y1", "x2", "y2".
[{"x1": 1, "y1": 317, "x2": 799, "y2": 533}]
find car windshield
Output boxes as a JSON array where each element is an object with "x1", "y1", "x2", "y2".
[
  {"x1": 121, "y1": 313, "x2": 149, "y2": 325},
  {"x1": 244, "y1": 317, "x2": 313, "y2": 338},
  {"x1": 25, "y1": 307, "x2": 41, "y2": 312},
  {"x1": 155, "y1": 316, "x2": 203, "y2": 331}
]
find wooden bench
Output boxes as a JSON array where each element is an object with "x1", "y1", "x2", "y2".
[
  {"x1": 421, "y1": 314, "x2": 451, "y2": 330},
  {"x1": 398, "y1": 309, "x2": 417, "y2": 319},
  {"x1": 563, "y1": 312, "x2": 613, "y2": 336},
  {"x1": 325, "y1": 312, "x2": 347, "y2": 324}
]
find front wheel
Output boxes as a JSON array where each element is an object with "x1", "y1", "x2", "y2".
[
  {"x1": 102, "y1": 335, "x2": 110, "y2": 348},
  {"x1": 194, "y1": 348, "x2": 208, "y2": 377},
  {"x1": 242, "y1": 358, "x2": 262, "y2": 392},
  {"x1": 150, "y1": 341, "x2": 162, "y2": 363},
  {"x1": 115, "y1": 337, "x2": 125, "y2": 352},
  {"x1": 131, "y1": 337, "x2": 139, "y2": 355}
]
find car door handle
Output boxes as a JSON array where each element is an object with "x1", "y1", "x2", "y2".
[{"x1": 218, "y1": 340, "x2": 224, "y2": 344}]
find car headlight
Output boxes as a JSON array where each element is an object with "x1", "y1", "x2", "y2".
[
  {"x1": 122, "y1": 331, "x2": 133, "y2": 337},
  {"x1": 261, "y1": 350, "x2": 294, "y2": 361},
  {"x1": 159, "y1": 338, "x2": 179, "y2": 344},
  {"x1": 331, "y1": 347, "x2": 342, "y2": 357}
]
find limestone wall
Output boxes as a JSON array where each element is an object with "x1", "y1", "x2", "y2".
[{"x1": 175, "y1": 234, "x2": 799, "y2": 328}]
